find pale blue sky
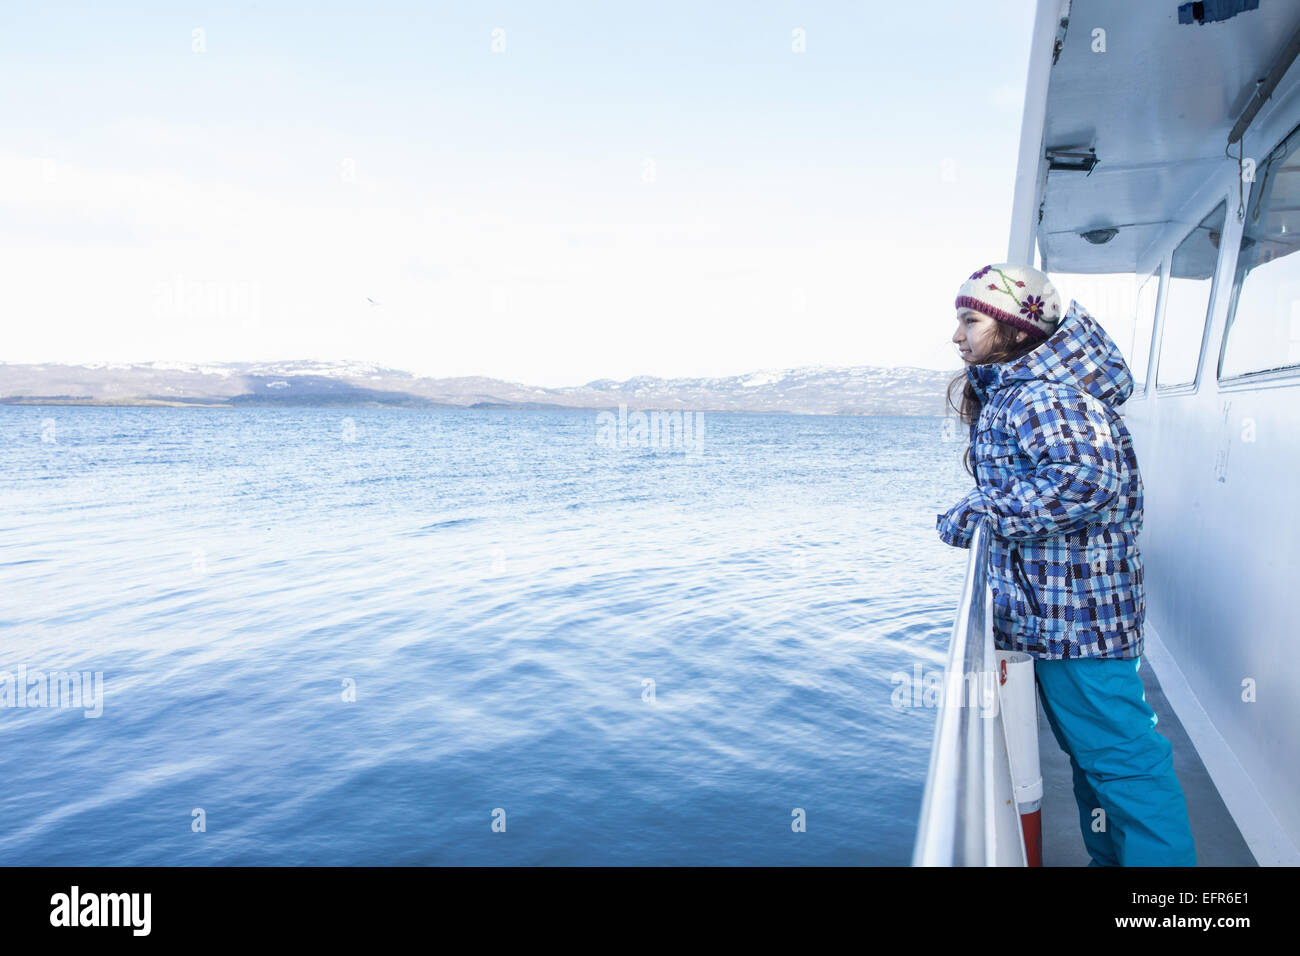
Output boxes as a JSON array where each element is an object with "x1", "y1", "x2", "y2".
[{"x1": 1, "y1": 0, "x2": 1041, "y2": 386}]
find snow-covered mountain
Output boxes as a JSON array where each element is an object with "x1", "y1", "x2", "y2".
[{"x1": 0, "y1": 359, "x2": 959, "y2": 416}]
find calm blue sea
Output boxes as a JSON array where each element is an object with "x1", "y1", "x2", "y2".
[{"x1": 0, "y1": 405, "x2": 972, "y2": 865}]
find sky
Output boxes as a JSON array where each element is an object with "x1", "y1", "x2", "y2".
[{"x1": 1, "y1": 0, "x2": 1052, "y2": 388}]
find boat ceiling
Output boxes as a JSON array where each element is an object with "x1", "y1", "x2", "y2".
[{"x1": 1037, "y1": 0, "x2": 1300, "y2": 273}]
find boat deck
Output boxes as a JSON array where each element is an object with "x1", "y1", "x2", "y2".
[{"x1": 1037, "y1": 657, "x2": 1258, "y2": 866}]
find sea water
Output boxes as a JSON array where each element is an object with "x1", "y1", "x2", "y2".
[{"x1": 0, "y1": 405, "x2": 972, "y2": 865}]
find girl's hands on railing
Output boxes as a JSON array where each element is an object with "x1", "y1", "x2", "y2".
[{"x1": 937, "y1": 491, "x2": 990, "y2": 549}]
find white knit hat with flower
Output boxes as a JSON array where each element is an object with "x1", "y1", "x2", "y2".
[{"x1": 955, "y1": 263, "x2": 1062, "y2": 339}]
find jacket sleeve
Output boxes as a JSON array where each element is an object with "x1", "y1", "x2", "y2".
[{"x1": 936, "y1": 381, "x2": 1121, "y2": 546}]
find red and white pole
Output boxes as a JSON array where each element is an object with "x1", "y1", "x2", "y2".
[{"x1": 997, "y1": 651, "x2": 1044, "y2": 866}]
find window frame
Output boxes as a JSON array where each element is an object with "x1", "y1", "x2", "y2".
[
  {"x1": 1130, "y1": 265, "x2": 1163, "y2": 398},
  {"x1": 1215, "y1": 120, "x2": 1300, "y2": 389},
  {"x1": 1154, "y1": 196, "x2": 1229, "y2": 394}
]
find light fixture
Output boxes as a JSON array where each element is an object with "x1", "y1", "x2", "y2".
[
  {"x1": 1046, "y1": 147, "x2": 1099, "y2": 173},
  {"x1": 1080, "y1": 227, "x2": 1119, "y2": 244}
]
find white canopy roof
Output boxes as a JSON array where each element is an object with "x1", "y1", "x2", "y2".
[{"x1": 1016, "y1": 0, "x2": 1300, "y2": 273}]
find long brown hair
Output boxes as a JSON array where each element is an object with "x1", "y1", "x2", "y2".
[{"x1": 946, "y1": 320, "x2": 1044, "y2": 476}]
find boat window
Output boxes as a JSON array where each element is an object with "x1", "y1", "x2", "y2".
[
  {"x1": 1130, "y1": 270, "x2": 1160, "y2": 393},
  {"x1": 1219, "y1": 126, "x2": 1300, "y2": 379},
  {"x1": 1043, "y1": 271, "x2": 1141, "y2": 368},
  {"x1": 1156, "y1": 200, "x2": 1226, "y2": 388}
]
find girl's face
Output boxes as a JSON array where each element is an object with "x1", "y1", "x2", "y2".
[{"x1": 952, "y1": 308, "x2": 1026, "y2": 364}]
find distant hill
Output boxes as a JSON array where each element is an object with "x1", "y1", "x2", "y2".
[{"x1": 0, "y1": 359, "x2": 958, "y2": 416}]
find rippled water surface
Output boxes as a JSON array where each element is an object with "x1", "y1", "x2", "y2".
[{"x1": 0, "y1": 406, "x2": 972, "y2": 864}]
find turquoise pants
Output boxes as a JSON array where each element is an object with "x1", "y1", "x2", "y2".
[{"x1": 1034, "y1": 657, "x2": 1197, "y2": 866}]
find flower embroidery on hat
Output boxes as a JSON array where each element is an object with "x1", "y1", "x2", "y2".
[
  {"x1": 954, "y1": 262, "x2": 1062, "y2": 337},
  {"x1": 984, "y1": 267, "x2": 1033, "y2": 312}
]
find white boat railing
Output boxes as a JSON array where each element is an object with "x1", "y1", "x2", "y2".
[{"x1": 912, "y1": 516, "x2": 1028, "y2": 866}]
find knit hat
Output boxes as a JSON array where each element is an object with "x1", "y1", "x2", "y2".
[{"x1": 955, "y1": 263, "x2": 1062, "y2": 339}]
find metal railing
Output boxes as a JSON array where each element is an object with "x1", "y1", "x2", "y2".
[{"x1": 912, "y1": 516, "x2": 1028, "y2": 866}]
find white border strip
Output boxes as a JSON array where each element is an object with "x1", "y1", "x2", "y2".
[
  {"x1": 1006, "y1": 0, "x2": 1071, "y2": 264},
  {"x1": 1143, "y1": 620, "x2": 1300, "y2": 866}
]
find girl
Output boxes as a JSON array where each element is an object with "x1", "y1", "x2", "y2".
[{"x1": 936, "y1": 262, "x2": 1196, "y2": 867}]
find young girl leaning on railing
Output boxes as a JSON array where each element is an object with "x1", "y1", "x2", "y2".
[{"x1": 937, "y1": 262, "x2": 1196, "y2": 867}]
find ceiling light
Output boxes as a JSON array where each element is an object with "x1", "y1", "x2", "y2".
[{"x1": 1080, "y1": 227, "x2": 1119, "y2": 244}]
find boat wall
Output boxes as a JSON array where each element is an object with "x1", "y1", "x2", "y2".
[{"x1": 1116, "y1": 59, "x2": 1300, "y2": 863}]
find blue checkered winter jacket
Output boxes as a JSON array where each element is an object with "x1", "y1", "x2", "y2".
[{"x1": 936, "y1": 299, "x2": 1144, "y2": 661}]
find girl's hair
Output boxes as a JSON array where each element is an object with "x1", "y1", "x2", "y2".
[{"x1": 946, "y1": 318, "x2": 1045, "y2": 476}]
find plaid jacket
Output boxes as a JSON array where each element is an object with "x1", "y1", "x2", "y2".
[{"x1": 936, "y1": 300, "x2": 1144, "y2": 660}]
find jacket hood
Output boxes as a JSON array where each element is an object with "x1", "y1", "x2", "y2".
[{"x1": 966, "y1": 298, "x2": 1134, "y2": 407}]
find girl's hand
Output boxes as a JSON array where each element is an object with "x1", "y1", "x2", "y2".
[{"x1": 937, "y1": 491, "x2": 987, "y2": 549}]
